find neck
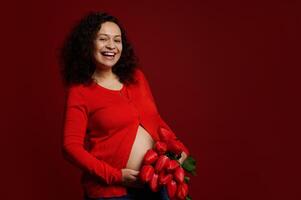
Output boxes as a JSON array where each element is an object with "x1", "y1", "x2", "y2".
[{"x1": 92, "y1": 67, "x2": 117, "y2": 82}]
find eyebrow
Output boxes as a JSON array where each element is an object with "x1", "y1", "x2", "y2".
[{"x1": 98, "y1": 33, "x2": 121, "y2": 37}]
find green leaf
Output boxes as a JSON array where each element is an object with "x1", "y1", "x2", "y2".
[
  {"x1": 186, "y1": 195, "x2": 192, "y2": 200},
  {"x1": 184, "y1": 176, "x2": 190, "y2": 183},
  {"x1": 182, "y1": 156, "x2": 196, "y2": 173}
]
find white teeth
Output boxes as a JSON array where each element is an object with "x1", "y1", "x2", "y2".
[{"x1": 102, "y1": 52, "x2": 115, "y2": 56}]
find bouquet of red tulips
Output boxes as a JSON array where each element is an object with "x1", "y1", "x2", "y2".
[{"x1": 139, "y1": 127, "x2": 196, "y2": 200}]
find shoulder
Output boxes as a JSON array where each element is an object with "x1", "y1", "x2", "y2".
[
  {"x1": 67, "y1": 84, "x2": 84, "y2": 94},
  {"x1": 133, "y1": 67, "x2": 142, "y2": 78},
  {"x1": 134, "y1": 67, "x2": 148, "y2": 82},
  {"x1": 66, "y1": 84, "x2": 87, "y2": 102}
]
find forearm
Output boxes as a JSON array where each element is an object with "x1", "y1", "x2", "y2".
[
  {"x1": 157, "y1": 114, "x2": 190, "y2": 157},
  {"x1": 63, "y1": 86, "x2": 122, "y2": 185},
  {"x1": 137, "y1": 68, "x2": 190, "y2": 157},
  {"x1": 62, "y1": 143, "x2": 122, "y2": 185}
]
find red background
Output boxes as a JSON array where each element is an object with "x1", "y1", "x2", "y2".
[{"x1": 1, "y1": 0, "x2": 299, "y2": 200}]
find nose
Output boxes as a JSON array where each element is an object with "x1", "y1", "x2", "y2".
[{"x1": 105, "y1": 39, "x2": 116, "y2": 49}]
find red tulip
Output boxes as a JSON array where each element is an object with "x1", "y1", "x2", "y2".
[
  {"x1": 167, "y1": 139, "x2": 183, "y2": 155},
  {"x1": 154, "y1": 141, "x2": 168, "y2": 155},
  {"x1": 166, "y1": 159, "x2": 180, "y2": 173},
  {"x1": 158, "y1": 127, "x2": 177, "y2": 142},
  {"x1": 155, "y1": 155, "x2": 169, "y2": 173},
  {"x1": 167, "y1": 179, "x2": 177, "y2": 198},
  {"x1": 176, "y1": 182, "x2": 188, "y2": 199},
  {"x1": 139, "y1": 165, "x2": 154, "y2": 183},
  {"x1": 174, "y1": 167, "x2": 185, "y2": 183},
  {"x1": 177, "y1": 140, "x2": 190, "y2": 156},
  {"x1": 158, "y1": 171, "x2": 173, "y2": 185},
  {"x1": 143, "y1": 149, "x2": 158, "y2": 165},
  {"x1": 149, "y1": 173, "x2": 159, "y2": 192}
]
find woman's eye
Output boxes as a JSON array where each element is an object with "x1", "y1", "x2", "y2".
[
  {"x1": 99, "y1": 38, "x2": 106, "y2": 41},
  {"x1": 115, "y1": 40, "x2": 121, "y2": 43}
]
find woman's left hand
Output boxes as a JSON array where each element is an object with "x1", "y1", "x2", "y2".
[{"x1": 178, "y1": 152, "x2": 188, "y2": 165}]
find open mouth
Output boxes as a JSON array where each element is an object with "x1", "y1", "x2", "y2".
[{"x1": 101, "y1": 51, "x2": 116, "y2": 58}]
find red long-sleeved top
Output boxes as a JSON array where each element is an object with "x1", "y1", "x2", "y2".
[{"x1": 62, "y1": 68, "x2": 189, "y2": 198}]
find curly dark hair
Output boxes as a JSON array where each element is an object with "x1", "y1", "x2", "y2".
[{"x1": 59, "y1": 11, "x2": 139, "y2": 88}]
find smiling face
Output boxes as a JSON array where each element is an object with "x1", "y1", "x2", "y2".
[{"x1": 92, "y1": 21, "x2": 123, "y2": 69}]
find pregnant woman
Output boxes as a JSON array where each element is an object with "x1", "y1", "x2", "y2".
[{"x1": 60, "y1": 12, "x2": 189, "y2": 200}]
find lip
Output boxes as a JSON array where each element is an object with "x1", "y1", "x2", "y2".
[
  {"x1": 100, "y1": 52, "x2": 116, "y2": 60},
  {"x1": 101, "y1": 51, "x2": 117, "y2": 55}
]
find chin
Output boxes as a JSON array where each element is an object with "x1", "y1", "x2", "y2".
[
  {"x1": 103, "y1": 63, "x2": 116, "y2": 68},
  {"x1": 96, "y1": 61, "x2": 118, "y2": 68},
  {"x1": 95, "y1": 58, "x2": 120, "y2": 68}
]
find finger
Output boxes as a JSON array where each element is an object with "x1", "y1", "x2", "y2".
[
  {"x1": 124, "y1": 174, "x2": 136, "y2": 181},
  {"x1": 128, "y1": 175, "x2": 138, "y2": 181},
  {"x1": 129, "y1": 170, "x2": 140, "y2": 176}
]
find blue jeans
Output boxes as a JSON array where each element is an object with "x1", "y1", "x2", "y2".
[{"x1": 83, "y1": 185, "x2": 170, "y2": 200}]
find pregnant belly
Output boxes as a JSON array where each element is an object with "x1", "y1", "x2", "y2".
[{"x1": 126, "y1": 124, "x2": 154, "y2": 171}]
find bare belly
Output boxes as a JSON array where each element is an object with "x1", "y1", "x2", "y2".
[{"x1": 126, "y1": 125, "x2": 154, "y2": 171}]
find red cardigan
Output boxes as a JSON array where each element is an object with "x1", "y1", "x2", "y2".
[{"x1": 62, "y1": 68, "x2": 189, "y2": 198}]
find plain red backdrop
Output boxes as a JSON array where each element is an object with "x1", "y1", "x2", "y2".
[{"x1": 0, "y1": 0, "x2": 300, "y2": 200}]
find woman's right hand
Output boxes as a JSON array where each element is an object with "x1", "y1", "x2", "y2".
[{"x1": 121, "y1": 168, "x2": 144, "y2": 188}]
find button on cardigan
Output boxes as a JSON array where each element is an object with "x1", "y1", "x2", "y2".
[{"x1": 62, "y1": 68, "x2": 189, "y2": 198}]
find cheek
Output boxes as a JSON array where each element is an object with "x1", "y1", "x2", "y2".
[
  {"x1": 94, "y1": 41, "x2": 105, "y2": 50},
  {"x1": 118, "y1": 43, "x2": 123, "y2": 52},
  {"x1": 93, "y1": 48, "x2": 100, "y2": 57},
  {"x1": 93, "y1": 44, "x2": 104, "y2": 56}
]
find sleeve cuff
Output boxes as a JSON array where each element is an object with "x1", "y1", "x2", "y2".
[{"x1": 113, "y1": 168, "x2": 123, "y2": 184}]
